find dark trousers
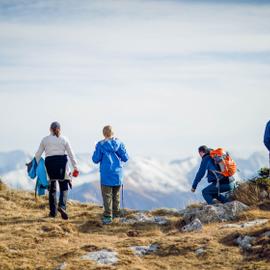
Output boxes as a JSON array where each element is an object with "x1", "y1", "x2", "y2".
[
  {"x1": 101, "y1": 185, "x2": 121, "y2": 218},
  {"x1": 202, "y1": 182, "x2": 235, "y2": 205},
  {"x1": 49, "y1": 180, "x2": 69, "y2": 216}
]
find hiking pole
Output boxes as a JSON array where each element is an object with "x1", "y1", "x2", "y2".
[
  {"x1": 34, "y1": 179, "x2": 38, "y2": 202},
  {"x1": 121, "y1": 184, "x2": 125, "y2": 217}
]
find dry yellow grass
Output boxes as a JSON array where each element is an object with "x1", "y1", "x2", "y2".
[
  {"x1": 0, "y1": 182, "x2": 270, "y2": 270},
  {"x1": 233, "y1": 177, "x2": 270, "y2": 207}
]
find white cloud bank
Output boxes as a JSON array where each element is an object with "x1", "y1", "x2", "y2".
[{"x1": 0, "y1": 0, "x2": 269, "y2": 159}]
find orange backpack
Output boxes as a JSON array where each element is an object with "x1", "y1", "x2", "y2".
[{"x1": 210, "y1": 148, "x2": 237, "y2": 177}]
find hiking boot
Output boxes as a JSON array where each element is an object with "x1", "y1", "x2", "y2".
[
  {"x1": 102, "y1": 216, "x2": 112, "y2": 225},
  {"x1": 112, "y1": 213, "x2": 120, "y2": 219},
  {"x1": 48, "y1": 212, "x2": 57, "y2": 218},
  {"x1": 58, "y1": 207, "x2": 68, "y2": 220}
]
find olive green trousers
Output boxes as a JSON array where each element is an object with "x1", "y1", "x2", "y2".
[{"x1": 101, "y1": 185, "x2": 121, "y2": 218}]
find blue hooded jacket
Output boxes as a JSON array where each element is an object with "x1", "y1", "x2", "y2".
[
  {"x1": 92, "y1": 138, "x2": 129, "y2": 186},
  {"x1": 192, "y1": 154, "x2": 221, "y2": 190},
  {"x1": 27, "y1": 158, "x2": 48, "y2": 196},
  {"x1": 264, "y1": 121, "x2": 270, "y2": 152}
]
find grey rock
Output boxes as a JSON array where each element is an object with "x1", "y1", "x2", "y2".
[
  {"x1": 130, "y1": 243, "x2": 159, "y2": 256},
  {"x1": 182, "y1": 218, "x2": 203, "y2": 232},
  {"x1": 81, "y1": 249, "x2": 118, "y2": 265},
  {"x1": 236, "y1": 235, "x2": 256, "y2": 250},
  {"x1": 153, "y1": 216, "x2": 168, "y2": 225},
  {"x1": 183, "y1": 201, "x2": 249, "y2": 224},
  {"x1": 120, "y1": 213, "x2": 168, "y2": 225},
  {"x1": 221, "y1": 219, "x2": 269, "y2": 229},
  {"x1": 259, "y1": 190, "x2": 269, "y2": 200},
  {"x1": 262, "y1": 231, "x2": 270, "y2": 237},
  {"x1": 55, "y1": 263, "x2": 67, "y2": 270},
  {"x1": 195, "y1": 248, "x2": 206, "y2": 256}
]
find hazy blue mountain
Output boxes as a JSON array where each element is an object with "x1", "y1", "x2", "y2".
[{"x1": 0, "y1": 150, "x2": 268, "y2": 210}]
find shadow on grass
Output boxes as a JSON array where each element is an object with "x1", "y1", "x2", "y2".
[{"x1": 0, "y1": 217, "x2": 49, "y2": 226}]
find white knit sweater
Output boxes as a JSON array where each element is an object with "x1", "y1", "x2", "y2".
[{"x1": 35, "y1": 134, "x2": 78, "y2": 168}]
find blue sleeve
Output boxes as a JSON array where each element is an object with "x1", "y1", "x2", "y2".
[
  {"x1": 36, "y1": 159, "x2": 48, "y2": 188},
  {"x1": 264, "y1": 121, "x2": 270, "y2": 152},
  {"x1": 28, "y1": 158, "x2": 37, "y2": 179},
  {"x1": 192, "y1": 158, "x2": 208, "y2": 190},
  {"x1": 92, "y1": 143, "x2": 102, "y2": 164},
  {"x1": 116, "y1": 143, "x2": 129, "y2": 162}
]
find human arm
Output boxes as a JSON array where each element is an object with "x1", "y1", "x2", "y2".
[
  {"x1": 116, "y1": 143, "x2": 129, "y2": 162},
  {"x1": 92, "y1": 143, "x2": 103, "y2": 164},
  {"x1": 191, "y1": 158, "x2": 208, "y2": 190},
  {"x1": 35, "y1": 139, "x2": 45, "y2": 164},
  {"x1": 65, "y1": 139, "x2": 78, "y2": 169}
]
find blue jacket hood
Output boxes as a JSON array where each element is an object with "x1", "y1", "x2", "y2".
[{"x1": 99, "y1": 138, "x2": 121, "y2": 153}]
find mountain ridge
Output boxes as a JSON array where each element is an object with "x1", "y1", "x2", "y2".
[{"x1": 0, "y1": 150, "x2": 268, "y2": 210}]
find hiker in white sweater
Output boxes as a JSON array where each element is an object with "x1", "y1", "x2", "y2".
[
  {"x1": 35, "y1": 121, "x2": 79, "y2": 219},
  {"x1": 35, "y1": 129, "x2": 78, "y2": 169}
]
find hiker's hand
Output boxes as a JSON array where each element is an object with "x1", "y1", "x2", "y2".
[
  {"x1": 72, "y1": 168, "x2": 79, "y2": 177},
  {"x1": 191, "y1": 188, "x2": 196, "y2": 193}
]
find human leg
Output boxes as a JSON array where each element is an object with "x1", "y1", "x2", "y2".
[{"x1": 112, "y1": 186, "x2": 121, "y2": 218}]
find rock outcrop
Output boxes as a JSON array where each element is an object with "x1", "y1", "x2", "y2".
[
  {"x1": 182, "y1": 218, "x2": 203, "y2": 232},
  {"x1": 120, "y1": 212, "x2": 168, "y2": 225},
  {"x1": 81, "y1": 250, "x2": 118, "y2": 265},
  {"x1": 181, "y1": 201, "x2": 249, "y2": 224},
  {"x1": 221, "y1": 219, "x2": 269, "y2": 229},
  {"x1": 130, "y1": 244, "x2": 159, "y2": 256}
]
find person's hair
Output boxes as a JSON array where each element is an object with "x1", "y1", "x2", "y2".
[
  {"x1": 50, "y1": 121, "x2": 61, "y2": 137},
  {"x1": 198, "y1": 145, "x2": 210, "y2": 154},
  {"x1": 103, "y1": 125, "x2": 114, "y2": 138},
  {"x1": 52, "y1": 128, "x2": 60, "y2": 137}
]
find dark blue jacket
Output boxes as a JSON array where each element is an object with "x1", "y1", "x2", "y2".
[
  {"x1": 192, "y1": 154, "x2": 221, "y2": 190},
  {"x1": 92, "y1": 138, "x2": 129, "y2": 186},
  {"x1": 264, "y1": 121, "x2": 270, "y2": 152}
]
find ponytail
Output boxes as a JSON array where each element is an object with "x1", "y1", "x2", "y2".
[{"x1": 52, "y1": 128, "x2": 60, "y2": 137}]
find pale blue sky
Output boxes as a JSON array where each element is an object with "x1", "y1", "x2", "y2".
[{"x1": 0, "y1": 0, "x2": 269, "y2": 159}]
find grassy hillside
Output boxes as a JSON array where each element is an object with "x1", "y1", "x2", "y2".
[{"x1": 0, "y1": 180, "x2": 270, "y2": 270}]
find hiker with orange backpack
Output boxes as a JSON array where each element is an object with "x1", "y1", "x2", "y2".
[{"x1": 191, "y1": 145, "x2": 237, "y2": 204}]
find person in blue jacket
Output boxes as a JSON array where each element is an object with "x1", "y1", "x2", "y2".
[
  {"x1": 92, "y1": 125, "x2": 129, "y2": 225},
  {"x1": 264, "y1": 121, "x2": 270, "y2": 152},
  {"x1": 191, "y1": 145, "x2": 235, "y2": 204},
  {"x1": 264, "y1": 120, "x2": 270, "y2": 175}
]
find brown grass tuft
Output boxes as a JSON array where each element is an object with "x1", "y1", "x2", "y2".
[
  {"x1": 0, "y1": 179, "x2": 7, "y2": 191},
  {"x1": 233, "y1": 177, "x2": 270, "y2": 206}
]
